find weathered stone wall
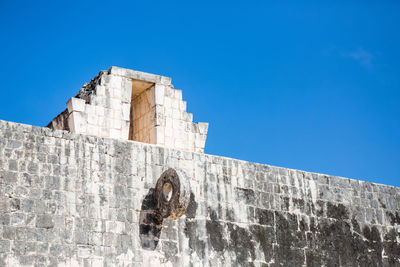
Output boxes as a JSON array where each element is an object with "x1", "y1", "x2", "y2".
[{"x1": 0, "y1": 119, "x2": 399, "y2": 267}]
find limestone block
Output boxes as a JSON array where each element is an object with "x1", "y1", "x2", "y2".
[
  {"x1": 180, "y1": 101, "x2": 187, "y2": 111},
  {"x1": 175, "y1": 138, "x2": 185, "y2": 150},
  {"x1": 160, "y1": 76, "x2": 172, "y2": 86},
  {"x1": 165, "y1": 136, "x2": 173, "y2": 147},
  {"x1": 86, "y1": 104, "x2": 95, "y2": 115},
  {"x1": 171, "y1": 98, "x2": 179, "y2": 109},
  {"x1": 96, "y1": 106, "x2": 105, "y2": 117},
  {"x1": 155, "y1": 126, "x2": 164, "y2": 145},
  {"x1": 104, "y1": 108, "x2": 113, "y2": 118},
  {"x1": 101, "y1": 74, "x2": 122, "y2": 89},
  {"x1": 100, "y1": 127, "x2": 109, "y2": 138},
  {"x1": 108, "y1": 66, "x2": 128, "y2": 76},
  {"x1": 165, "y1": 107, "x2": 172, "y2": 118},
  {"x1": 113, "y1": 88, "x2": 122, "y2": 98},
  {"x1": 68, "y1": 111, "x2": 87, "y2": 134},
  {"x1": 173, "y1": 120, "x2": 183, "y2": 131},
  {"x1": 121, "y1": 121, "x2": 130, "y2": 139},
  {"x1": 105, "y1": 118, "x2": 113, "y2": 129},
  {"x1": 172, "y1": 109, "x2": 181, "y2": 120},
  {"x1": 164, "y1": 97, "x2": 171, "y2": 109},
  {"x1": 198, "y1": 123, "x2": 209, "y2": 135},
  {"x1": 96, "y1": 85, "x2": 106, "y2": 96},
  {"x1": 87, "y1": 113, "x2": 98, "y2": 125},
  {"x1": 174, "y1": 89, "x2": 182, "y2": 100},
  {"x1": 113, "y1": 119, "x2": 122, "y2": 130},
  {"x1": 109, "y1": 66, "x2": 172, "y2": 85},
  {"x1": 121, "y1": 79, "x2": 132, "y2": 103},
  {"x1": 155, "y1": 84, "x2": 165, "y2": 105},
  {"x1": 166, "y1": 118, "x2": 172, "y2": 129},
  {"x1": 105, "y1": 87, "x2": 113, "y2": 98},
  {"x1": 183, "y1": 112, "x2": 193, "y2": 122},
  {"x1": 110, "y1": 98, "x2": 120, "y2": 111},
  {"x1": 153, "y1": 109, "x2": 165, "y2": 127},
  {"x1": 67, "y1": 98, "x2": 85, "y2": 114},
  {"x1": 110, "y1": 129, "x2": 121, "y2": 140},
  {"x1": 165, "y1": 127, "x2": 173, "y2": 137},
  {"x1": 87, "y1": 124, "x2": 99, "y2": 136},
  {"x1": 122, "y1": 103, "x2": 130, "y2": 121}
]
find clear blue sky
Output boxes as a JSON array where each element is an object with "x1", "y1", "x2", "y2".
[{"x1": 1, "y1": 1, "x2": 399, "y2": 186}]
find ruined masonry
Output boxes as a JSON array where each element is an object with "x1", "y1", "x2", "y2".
[
  {"x1": 47, "y1": 67, "x2": 208, "y2": 153},
  {"x1": 0, "y1": 66, "x2": 399, "y2": 267}
]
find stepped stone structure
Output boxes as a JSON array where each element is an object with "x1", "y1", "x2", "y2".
[
  {"x1": 0, "y1": 66, "x2": 399, "y2": 267},
  {"x1": 47, "y1": 67, "x2": 208, "y2": 153}
]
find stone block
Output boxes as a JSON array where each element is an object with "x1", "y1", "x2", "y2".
[
  {"x1": 0, "y1": 240, "x2": 10, "y2": 253},
  {"x1": 198, "y1": 122, "x2": 209, "y2": 135},
  {"x1": 122, "y1": 80, "x2": 132, "y2": 103},
  {"x1": 68, "y1": 111, "x2": 87, "y2": 134},
  {"x1": 122, "y1": 103, "x2": 130, "y2": 120},
  {"x1": 67, "y1": 98, "x2": 85, "y2": 113},
  {"x1": 110, "y1": 129, "x2": 121, "y2": 140},
  {"x1": 155, "y1": 84, "x2": 165, "y2": 105}
]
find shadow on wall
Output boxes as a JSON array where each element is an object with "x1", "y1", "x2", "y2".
[{"x1": 139, "y1": 188, "x2": 163, "y2": 250}]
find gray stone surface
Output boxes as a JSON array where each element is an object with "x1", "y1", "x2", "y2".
[{"x1": 0, "y1": 119, "x2": 399, "y2": 266}]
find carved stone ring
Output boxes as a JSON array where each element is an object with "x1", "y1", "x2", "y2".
[{"x1": 154, "y1": 168, "x2": 191, "y2": 220}]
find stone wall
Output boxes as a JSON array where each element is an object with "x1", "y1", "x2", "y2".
[{"x1": 0, "y1": 119, "x2": 399, "y2": 266}]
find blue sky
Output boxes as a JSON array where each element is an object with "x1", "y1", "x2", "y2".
[{"x1": 0, "y1": 1, "x2": 399, "y2": 186}]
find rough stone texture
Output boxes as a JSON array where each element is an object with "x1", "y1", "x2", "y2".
[
  {"x1": 47, "y1": 67, "x2": 208, "y2": 153},
  {"x1": 0, "y1": 119, "x2": 399, "y2": 266}
]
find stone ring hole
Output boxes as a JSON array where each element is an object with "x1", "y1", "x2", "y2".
[{"x1": 162, "y1": 182, "x2": 173, "y2": 202}]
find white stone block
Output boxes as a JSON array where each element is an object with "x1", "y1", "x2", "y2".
[
  {"x1": 104, "y1": 108, "x2": 113, "y2": 118},
  {"x1": 172, "y1": 109, "x2": 181, "y2": 120},
  {"x1": 165, "y1": 117, "x2": 172, "y2": 129},
  {"x1": 165, "y1": 136, "x2": 173, "y2": 147},
  {"x1": 87, "y1": 113, "x2": 98, "y2": 125},
  {"x1": 180, "y1": 100, "x2": 187, "y2": 111},
  {"x1": 174, "y1": 89, "x2": 182, "y2": 100},
  {"x1": 160, "y1": 76, "x2": 172, "y2": 85},
  {"x1": 171, "y1": 98, "x2": 179, "y2": 109},
  {"x1": 155, "y1": 84, "x2": 165, "y2": 105},
  {"x1": 100, "y1": 127, "x2": 109, "y2": 138},
  {"x1": 122, "y1": 80, "x2": 132, "y2": 103},
  {"x1": 111, "y1": 99, "x2": 122, "y2": 113},
  {"x1": 95, "y1": 105, "x2": 105, "y2": 117},
  {"x1": 67, "y1": 98, "x2": 85, "y2": 113},
  {"x1": 175, "y1": 138, "x2": 185, "y2": 149},
  {"x1": 155, "y1": 126, "x2": 164, "y2": 144},
  {"x1": 109, "y1": 66, "x2": 127, "y2": 76},
  {"x1": 113, "y1": 119, "x2": 122, "y2": 129},
  {"x1": 109, "y1": 75, "x2": 122, "y2": 89},
  {"x1": 68, "y1": 111, "x2": 86, "y2": 134},
  {"x1": 165, "y1": 127, "x2": 172, "y2": 137},
  {"x1": 165, "y1": 107, "x2": 172, "y2": 118},
  {"x1": 121, "y1": 122, "x2": 130, "y2": 139},
  {"x1": 198, "y1": 122, "x2": 209, "y2": 134},
  {"x1": 105, "y1": 118, "x2": 113, "y2": 128},
  {"x1": 122, "y1": 103, "x2": 131, "y2": 120},
  {"x1": 183, "y1": 112, "x2": 193, "y2": 122},
  {"x1": 112, "y1": 88, "x2": 121, "y2": 99},
  {"x1": 86, "y1": 104, "x2": 95, "y2": 115},
  {"x1": 164, "y1": 97, "x2": 171, "y2": 108},
  {"x1": 110, "y1": 129, "x2": 121, "y2": 139},
  {"x1": 96, "y1": 85, "x2": 105, "y2": 96},
  {"x1": 87, "y1": 124, "x2": 99, "y2": 136}
]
